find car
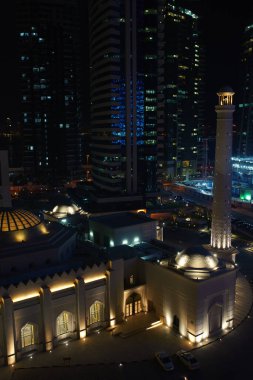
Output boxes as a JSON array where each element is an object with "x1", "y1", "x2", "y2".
[
  {"x1": 155, "y1": 351, "x2": 174, "y2": 371},
  {"x1": 176, "y1": 349, "x2": 200, "y2": 370}
]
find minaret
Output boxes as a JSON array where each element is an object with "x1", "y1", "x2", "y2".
[
  {"x1": 211, "y1": 87, "x2": 235, "y2": 258},
  {"x1": 0, "y1": 150, "x2": 12, "y2": 208}
]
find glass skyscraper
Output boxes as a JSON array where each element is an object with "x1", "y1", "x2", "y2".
[{"x1": 89, "y1": 0, "x2": 205, "y2": 197}]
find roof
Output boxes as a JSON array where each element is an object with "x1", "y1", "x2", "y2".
[
  {"x1": 89, "y1": 212, "x2": 155, "y2": 229},
  {"x1": 0, "y1": 209, "x2": 41, "y2": 232},
  {"x1": 107, "y1": 245, "x2": 140, "y2": 260}
]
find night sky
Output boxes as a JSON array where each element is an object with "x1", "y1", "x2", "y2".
[
  {"x1": 202, "y1": 1, "x2": 252, "y2": 126},
  {"x1": 0, "y1": 1, "x2": 251, "y2": 126}
]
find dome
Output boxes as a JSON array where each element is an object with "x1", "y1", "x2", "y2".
[
  {"x1": 52, "y1": 204, "x2": 79, "y2": 218},
  {"x1": 175, "y1": 246, "x2": 218, "y2": 271},
  {"x1": 0, "y1": 208, "x2": 49, "y2": 245},
  {"x1": 0, "y1": 209, "x2": 41, "y2": 232},
  {"x1": 218, "y1": 86, "x2": 234, "y2": 93}
]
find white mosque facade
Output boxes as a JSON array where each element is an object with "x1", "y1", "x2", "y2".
[
  {"x1": 0, "y1": 208, "x2": 236, "y2": 366},
  {"x1": 0, "y1": 88, "x2": 237, "y2": 366}
]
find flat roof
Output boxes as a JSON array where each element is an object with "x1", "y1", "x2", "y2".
[{"x1": 89, "y1": 212, "x2": 155, "y2": 229}]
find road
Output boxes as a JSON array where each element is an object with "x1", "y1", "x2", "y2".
[{"x1": 164, "y1": 186, "x2": 253, "y2": 224}]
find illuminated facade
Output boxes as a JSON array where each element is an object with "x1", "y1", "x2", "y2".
[
  {"x1": 89, "y1": 0, "x2": 205, "y2": 195},
  {"x1": 237, "y1": 23, "x2": 253, "y2": 156},
  {"x1": 0, "y1": 230, "x2": 236, "y2": 366},
  {"x1": 89, "y1": 0, "x2": 161, "y2": 195},
  {"x1": 0, "y1": 151, "x2": 236, "y2": 366},
  {"x1": 211, "y1": 88, "x2": 235, "y2": 251},
  {"x1": 161, "y1": 1, "x2": 205, "y2": 178},
  {"x1": 16, "y1": 0, "x2": 83, "y2": 180}
]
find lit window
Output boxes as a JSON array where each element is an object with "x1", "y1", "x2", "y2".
[
  {"x1": 21, "y1": 323, "x2": 37, "y2": 348},
  {"x1": 89, "y1": 301, "x2": 104, "y2": 325},
  {"x1": 56, "y1": 311, "x2": 73, "y2": 336}
]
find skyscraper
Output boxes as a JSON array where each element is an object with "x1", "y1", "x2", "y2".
[
  {"x1": 237, "y1": 22, "x2": 253, "y2": 156},
  {"x1": 89, "y1": 0, "x2": 205, "y2": 199},
  {"x1": 162, "y1": 1, "x2": 205, "y2": 179},
  {"x1": 16, "y1": 0, "x2": 83, "y2": 182},
  {"x1": 89, "y1": 0, "x2": 160, "y2": 196}
]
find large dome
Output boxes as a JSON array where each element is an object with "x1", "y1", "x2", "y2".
[
  {"x1": 0, "y1": 208, "x2": 49, "y2": 245},
  {"x1": 0, "y1": 209, "x2": 41, "y2": 232},
  {"x1": 175, "y1": 246, "x2": 218, "y2": 271}
]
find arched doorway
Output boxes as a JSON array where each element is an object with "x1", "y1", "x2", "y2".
[
  {"x1": 208, "y1": 303, "x2": 222, "y2": 335},
  {"x1": 173, "y1": 315, "x2": 180, "y2": 332},
  {"x1": 125, "y1": 293, "x2": 142, "y2": 317}
]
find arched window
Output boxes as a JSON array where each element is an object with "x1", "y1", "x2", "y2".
[
  {"x1": 56, "y1": 311, "x2": 74, "y2": 336},
  {"x1": 89, "y1": 301, "x2": 104, "y2": 325},
  {"x1": 21, "y1": 323, "x2": 37, "y2": 348}
]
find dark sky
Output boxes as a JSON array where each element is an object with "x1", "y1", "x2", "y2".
[
  {"x1": 202, "y1": 1, "x2": 252, "y2": 123},
  {"x1": 0, "y1": 1, "x2": 252, "y2": 125}
]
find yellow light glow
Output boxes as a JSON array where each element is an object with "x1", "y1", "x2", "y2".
[
  {"x1": 39, "y1": 224, "x2": 49, "y2": 234},
  {"x1": 84, "y1": 275, "x2": 106, "y2": 284},
  {"x1": 196, "y1": 333, "x2": 203, "y2": 343},
  {"x1": 50, "y1": 283, "x2": 75, "y2": 292},
  {"x1": 15, "y1": 231, "x2": 26, "y2": 242},
  {"x1": 146, "y1": 321, "x2": 162, "y2": 330},
  {"x1": 137, "y1": 209, "x2": 146, "y2": 214},
  {"x1": 13, "y1": 292, "x2": 39, "y2": 303},
  {"x1": 188, "y1": 334, "x2": 195, "y2": 343},
  {"x1": 8, "y1": 354, "x2": 16, "y2": 366},
  {"x1": 80, "y1": 330, "x2": 86, "y2": 339},
  {"x1": 151, "y1": 320, "x2": 161, "y2": 326}
]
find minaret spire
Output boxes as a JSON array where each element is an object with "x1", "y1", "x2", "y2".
[{"x1": 210, "y1": 87, "x2": 234, "y2": 254}]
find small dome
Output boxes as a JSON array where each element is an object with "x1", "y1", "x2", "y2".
[
  {"x1": 0, "y1": 209, "x2": 41, "y2": 232},
  {"x1": 175, "y1": 246, "x2": 218, "y2": 271},
  {"x1": 52, "y1": 204, "x2": 79, "y2": 218},
  {"x1": 218, "y1": 86, "x2": 234, "y2": 93}
]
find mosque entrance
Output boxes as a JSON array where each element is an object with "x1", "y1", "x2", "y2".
[
  {"x1": 173, "y1": 315, "x2": 180, "y2": 332},
  {"x1": 125, "y1": 293, "x2": 142, "y2": 317},
  {"x1": 208, "y1": 303, "x2": 222, "y2": 335}
]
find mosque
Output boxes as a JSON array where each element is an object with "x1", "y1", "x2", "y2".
[{"x1": 0, "y1": 89, "x2": 237, "y2": 366}]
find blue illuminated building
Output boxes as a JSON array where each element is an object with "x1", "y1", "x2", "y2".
[{"x1": 89, "y1": 0, "x2": 205, "y2": 199}]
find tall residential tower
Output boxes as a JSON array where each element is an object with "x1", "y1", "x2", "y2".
[
  {"x1": 237, "y1": 23, "x2": 253, "y2": 156},
  {"x1": 89, "y1": 0, "x2": 205, "y2": 198},
  {"x1": 16, "y1": 0, "x2": 83, "y2": 181}
]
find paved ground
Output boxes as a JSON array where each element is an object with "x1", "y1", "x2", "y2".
[{"x1": 0, "y1": 263, "x2": 252, "y2": 380}]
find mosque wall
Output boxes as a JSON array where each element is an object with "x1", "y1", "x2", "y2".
[{"x1": 144, "y1": 261, "x2": 236, "y2": 342}]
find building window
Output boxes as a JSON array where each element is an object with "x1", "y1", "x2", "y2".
[
  {"x1": 130, "y1": 275, "x2": 134, "y2": 285},
  {"x1": 21, "y1": 323, "x2": 37, "y2": 348},
  {"x1": 56, "y1": 311, "x2": 73, "y2": 336},
  {"x1": 89, "y1": 301, "x2": 104, "y2": 325},
  {"x1": 125, "y1": 293, "x2": 142, "y2": 317}
]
